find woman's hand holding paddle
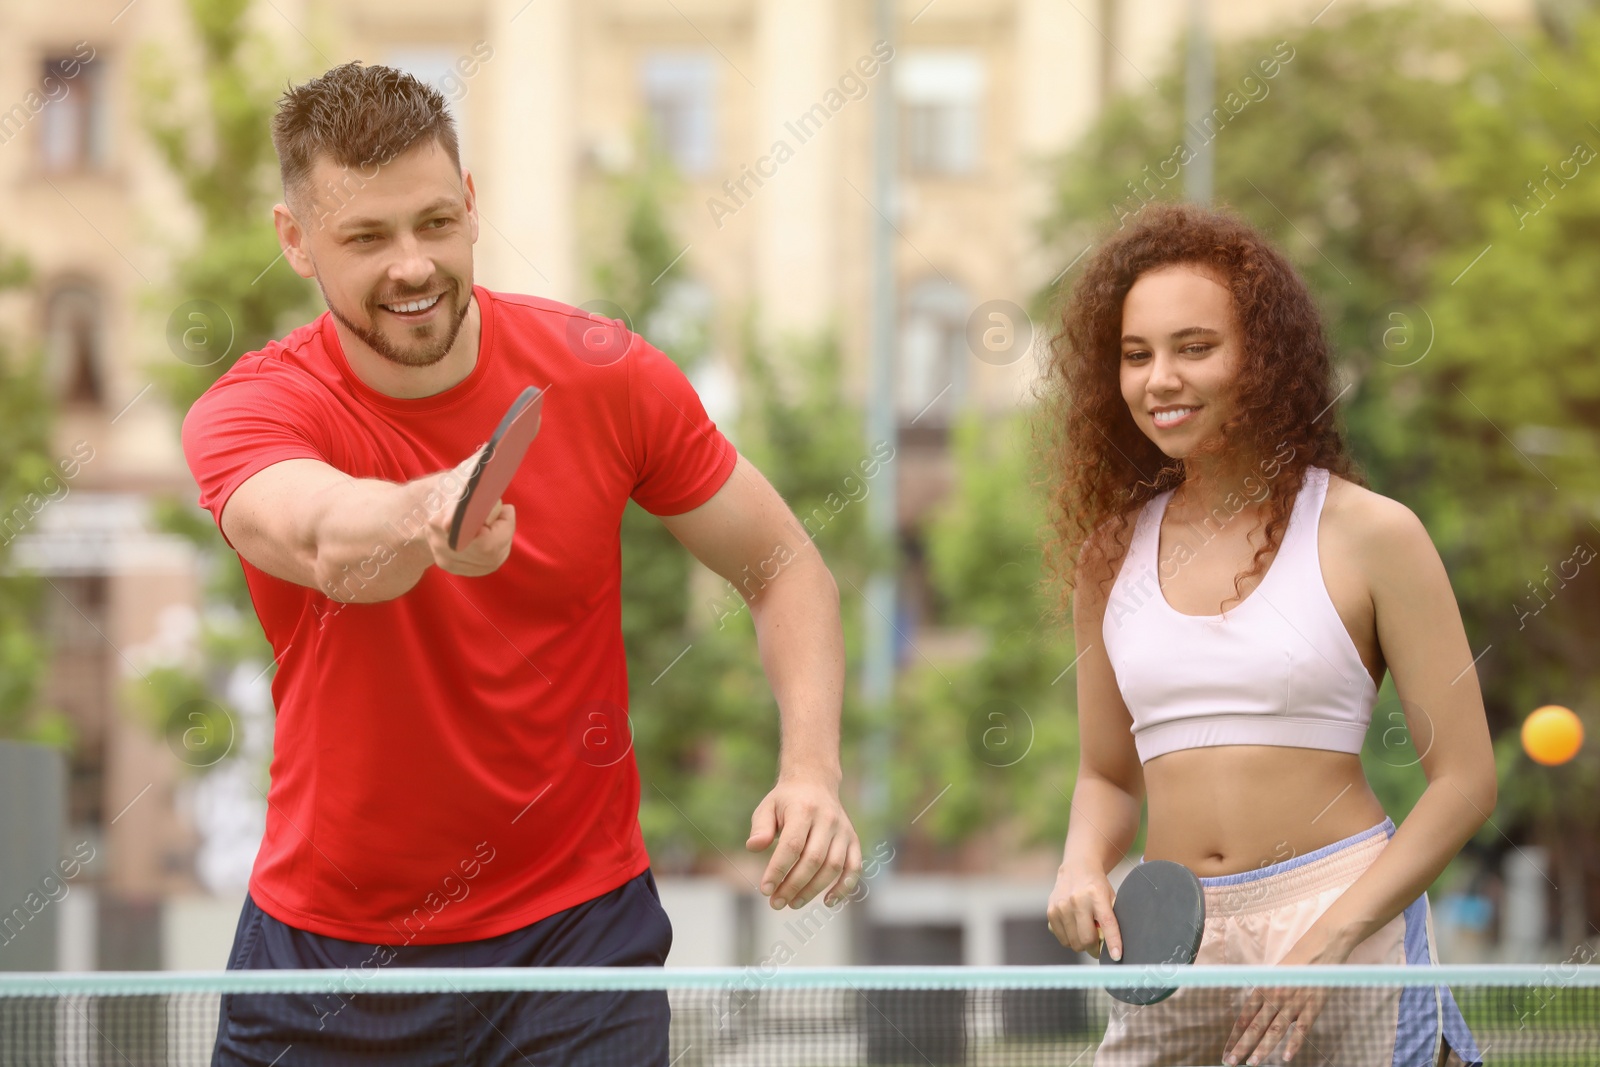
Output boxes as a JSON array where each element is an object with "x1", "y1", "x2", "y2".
[{"x1": 1046, "y1": 860, "x2": 1122, "y2": 961}]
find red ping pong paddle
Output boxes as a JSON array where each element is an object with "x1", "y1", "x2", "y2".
[
  {"x1": 1099, "y1": 859, "x2": 1205, "y2": 1004},
  {"x1": 448, "y1": 386, "x2": 545, "y2": 551}
]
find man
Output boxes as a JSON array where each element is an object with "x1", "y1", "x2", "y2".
[{"x1": 184, "y1": 62, "x2": 861, "y2": 1066}]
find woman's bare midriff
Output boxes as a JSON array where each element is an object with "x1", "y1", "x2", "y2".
[{"x1": 1140, "y1": 745, "x2": 1387, "y2": 876}]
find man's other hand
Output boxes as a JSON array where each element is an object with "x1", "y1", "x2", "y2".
[{"x1": 746, "y1": 776, "x2": 862, "y2": 911}]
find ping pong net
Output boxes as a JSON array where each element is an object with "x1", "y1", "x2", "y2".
[{"x1": 0, "y1": 963, "x2": 1593, "y2": 1064}]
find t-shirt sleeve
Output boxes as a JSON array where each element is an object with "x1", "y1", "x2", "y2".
[
  {"x1": 181, "y1": 364, "x2": 331, "y2": 541},
  {"x1": 625, "y1": 331, "x2": 737, "y2": 516}
]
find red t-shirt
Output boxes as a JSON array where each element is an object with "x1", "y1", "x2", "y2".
[{"x1": 182, "y1": 285, "x2": 737, "y2": 944}]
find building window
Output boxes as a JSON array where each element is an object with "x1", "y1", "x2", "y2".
[
  {"x1": 640, "y1": 52, "x2": 717, "y2": 176},
  {"x1": 898, "y1": 51, "x2": 985, "y2": 176},
  {"x1": 898, "y1": 278, "x2": 970, "y2": 427},
  {"x1": 386, "y1": 46, "x2": 478, "y2": 165},
  {"x1": 45, "y1": 283, "x2": 105, "y2": 407},
  {"x1": 39, "y1": 52, "x2": 108, "y2": 173}
]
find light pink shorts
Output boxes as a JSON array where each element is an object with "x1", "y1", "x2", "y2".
[{"x1": 1094, "y1": 817, "x2": 1481, "y2": 1067}]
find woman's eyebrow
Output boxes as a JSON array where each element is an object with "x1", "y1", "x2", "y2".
[{"x1": 1120, "y1": 326, "x2": 1222, "y2": 344}]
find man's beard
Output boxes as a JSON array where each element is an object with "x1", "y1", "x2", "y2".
[{"x1": 320, "y1": 279, "x2": 471, "y2": 368}]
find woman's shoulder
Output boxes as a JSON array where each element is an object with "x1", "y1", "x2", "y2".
[{"x1": 1320, "y1": 470, "x2": 1434, "y2": 561}]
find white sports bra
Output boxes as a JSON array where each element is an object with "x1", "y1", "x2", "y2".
[{"x1": 1099, "y1": 466, "x2": 1380, "y2": 764}]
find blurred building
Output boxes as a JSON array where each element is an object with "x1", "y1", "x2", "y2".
[{"x1": 0, "y1": 0, "x2": 1536, "y2": 968}]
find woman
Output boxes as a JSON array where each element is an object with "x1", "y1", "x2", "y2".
[{"x1": 1038, "y1": 203, "x2": 1494, "y2": 1067}]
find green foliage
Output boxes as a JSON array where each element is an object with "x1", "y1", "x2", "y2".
[
  {"x1": 639, "y1": 323, "x2": 882, "y2": 857},
  {"x1": 589, "y1": 156, "x2": 881, "y2": 865},
  {"x1": 580, "y1": 153, "x2": 745, "y2": 863},
  {"x1": 0, "y1": 249, "x2": 29, "y2": 289},
  {"x1": 0, "y1": 253, "x2": 68, "y2": 748},
  {"x1": 134, "y1": 0, "x2": 306, "y2": 769},
  {"x1": 730, "y1": 322, "x2": 886, "y2": 812},
  {"x1": 587, "y1": 152, "x2": 695, "y2": 324},
  {"x1": 896, "y1": 413, "x2": 1082, "y2": 856},
  {"x1": 1412, "y1": 14, "x2": 1600, "y2": 850},
  {"x1": 1359, "y1": 676, "x2": 1433, "y2": 825},
  {"x1": 132, "y1": 665, "x2": 218, "y2": 755},
  {"x1": 137, "y1": 0, "x2": 319, "y2": 413}
]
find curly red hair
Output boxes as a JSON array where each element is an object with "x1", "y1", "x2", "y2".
[{"x1": 1034, "y1": 201, "x2": 1367, "y2": 622}]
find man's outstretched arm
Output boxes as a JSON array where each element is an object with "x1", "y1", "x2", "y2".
[
  {"x1": 221, "y1": 454, "x2": 515, "y2": 603},
  {"x1": 658, "y1": 451, "x2": 862, "y2": 911}
]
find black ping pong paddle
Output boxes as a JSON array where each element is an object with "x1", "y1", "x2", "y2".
[
  {"x1": 1099, "y1": 859, "x2": 1205, "y2": 1004},
  {"x1": 448, "y1": 386, "x2": 545, "y2": 551}
]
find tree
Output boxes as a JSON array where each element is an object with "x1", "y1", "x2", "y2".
[
  {"x1": 139, "y1": 0, "x2": 320, "y2": 411},
  {"x1": 134, "y1": 0, "x2": 320, "y2": 769},
  {"x1": 1414, "y1": 11, "x2": 1600, "y2": 943},
  {"x1": 579, "y1": 155, "x2": 765, "y2": 864},
  {"x1": 893, "y1": 411, "x2": 1083, "y2": 866},
  {"x1": 0, "y1": 250, "x2": 67, "y2": 746},
  {"x1": 581, "y1": 153, "x2": 883, "y2": 865}
]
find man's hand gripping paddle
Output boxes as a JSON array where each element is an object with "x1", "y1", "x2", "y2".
[{"x1": 448, "y1": 386, "x2": 544, "y2": 551}]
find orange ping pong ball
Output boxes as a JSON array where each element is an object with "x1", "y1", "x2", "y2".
[{"x1": 1521, "y1": 705, "x2": 1583, "y2": 766}]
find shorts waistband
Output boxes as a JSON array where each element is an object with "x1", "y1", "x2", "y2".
[
  {"x1": 1199, "y1": 816, "x2": 1396, "y2": 887},
  {"x1": 1139, "y1": 817, "x2": 1397, "y2": 918}
]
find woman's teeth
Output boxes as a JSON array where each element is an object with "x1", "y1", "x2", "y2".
[{"x1": 1153, "y1": 406, "x2": 1198, "y2": 427}]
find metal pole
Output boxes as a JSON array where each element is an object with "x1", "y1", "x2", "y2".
[
  {"x1": 861, "y1": 0, "x2": 898, "y2": 833},
  {"x1": 1183, "y1": 0, "x2": 1214, "y2": 205}
]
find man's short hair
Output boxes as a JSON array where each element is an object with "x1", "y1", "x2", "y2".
[{"x1": 271, "y1": 61, "x2": 461, "y2": 214}]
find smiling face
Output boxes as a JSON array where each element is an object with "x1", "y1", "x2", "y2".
[
  {"x1": 280, "y1": 137, "x2": 478, "y2": 369},
  {"x1": 1119, "y1": 263, "x2": 1243, "y2": 464}
]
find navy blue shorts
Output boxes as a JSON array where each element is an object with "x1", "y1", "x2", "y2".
[{"x1": 211, "y1": 870, "x2": 673, "y2": 1066}]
